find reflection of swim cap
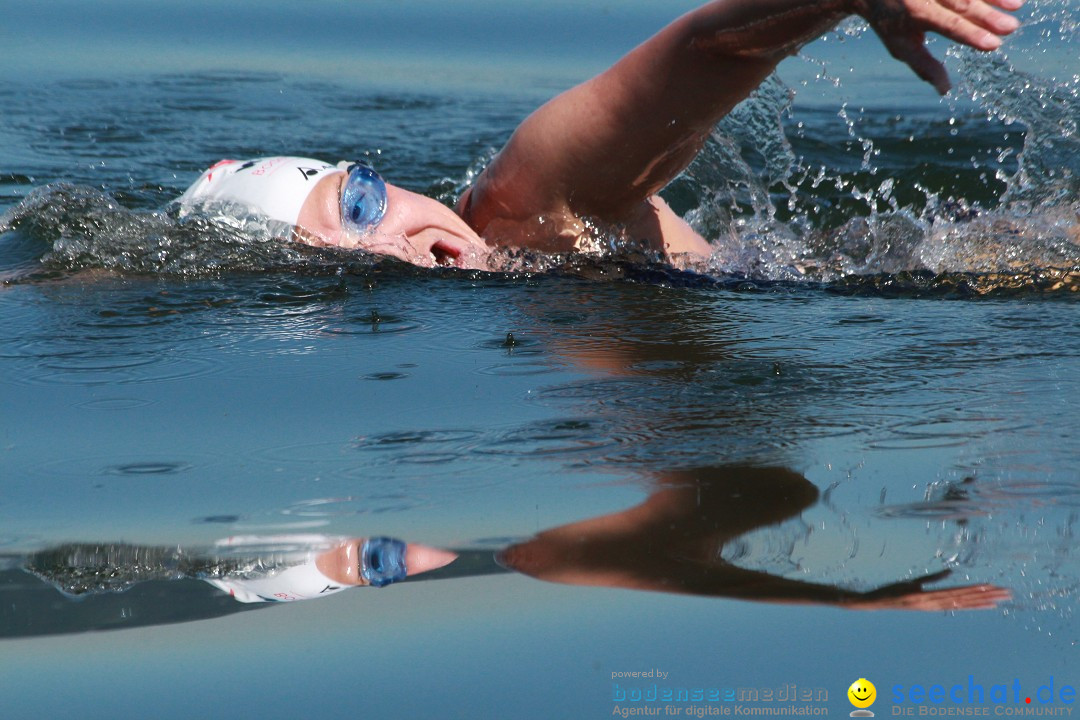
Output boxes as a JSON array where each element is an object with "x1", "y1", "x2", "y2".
[
  {"x1": 205, "y1": 533, "x2": 347, "y2": 604},
  {"x1": 176, "y1": 156, "x2": 343, "y2": 231},
  {"x1": 205, "y1": 553, "x2": 347, "y2": 604}
]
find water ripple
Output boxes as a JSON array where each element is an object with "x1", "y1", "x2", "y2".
[
  {"x1": 472, "y1": 419, "x2": 621, "y2": 458},
  {"x1": 72, "y1": 397, "x2": 156, "y2": 411},
  {"x1": 280, "y1": 495, "x2": 424, "y2": 518},
  {"x1": 320, "y1": 311, "x2": 424, "y2": 336},
  {"x1": 8, "y1": 343, "x2": 219, "y2": 387},
  {"x1": 34, "y1": 454, "x2": 209, "y2": 478},
  {"x1": 352, "y1": 430, "x2": 484, "y2": 452}
]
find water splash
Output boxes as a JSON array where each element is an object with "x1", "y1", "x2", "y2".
[
  {"x1": 954, "y1": 47, "x2": 1080, "y2": 209},
  {"x1": 0, "y1": 183, "x2": 384, "y2": 280},
  {"x1": 665, "y1": 23, "x2": 1080, "y2": 290}
]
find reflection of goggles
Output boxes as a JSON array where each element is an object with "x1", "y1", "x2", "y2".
[
  {"x1": 341, "y1": 162, "x2": 388, "y2": 233},
  {"x1": 360, "y1": 537, "x2": 407, "y2": 587}
]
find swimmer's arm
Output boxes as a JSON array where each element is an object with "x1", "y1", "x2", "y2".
[
  {"x1": 502, "y1": 538, "x2": 1010, "y2": 610},
  {"x1": 465, "y1": 0, "x2": 1023, "y2": 241},
  {"x1": 696, "y1": 567, "x2": 1010, "y2": 611}
]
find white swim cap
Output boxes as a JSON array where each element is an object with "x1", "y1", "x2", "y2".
[
  {"x1": 205, "y1": 534, "x2": 348, "y2": 604},
  {"x1": 176, "y1": 156, "x2": 343, "y2": 231},
  {"x1": 205, "y1": 558, "x2": 347, "y2": 603}
]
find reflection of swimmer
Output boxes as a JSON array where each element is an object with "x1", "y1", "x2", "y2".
[
  {"x1": 18, "y1": 470, "x2": 1010, "y2": 613},
  {"x1": 173, "y1": 0, "x2": 1023, "y2": 270},
  {"x1": 24, "y1": 535, "x2": 457, "y2": 603},
  {"x1": 23, "y1": 470, "x2": 1009, "y2": 612},
  {"x1": 204, "y1": 535, "x2": 458, "y2": 603},
  {"x1": 10, "y1": 465, "x2": 1010, "y2": 637}
]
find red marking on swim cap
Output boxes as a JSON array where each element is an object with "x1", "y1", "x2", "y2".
[{"x1": 206, "y1": 159, "x2": 237, "y2": 182}]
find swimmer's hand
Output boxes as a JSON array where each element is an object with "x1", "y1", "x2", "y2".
[
  {"x1": 851, "y1": 0, "x2": 1024, "y2": 94},
  {"x1": 848, "y1": 569, "x2": 1011, "y2": 611}
]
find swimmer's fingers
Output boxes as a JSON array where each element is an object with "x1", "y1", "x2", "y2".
[
  {"x1": 851, "y1": 584, "x2": 1011, "y2": 611},
  {"x1": 917, "y1": 0, "x2": 1023, "y2": 50},
  {"x1": 860, "y1": 0, "x2": 1023, "y2": 94},
  {"x1": 880, "y1": 30, "x2": 952, "y2": 94},
  {"x1": 861, "y1": 0, "x2": 1023, "y2": 47}
]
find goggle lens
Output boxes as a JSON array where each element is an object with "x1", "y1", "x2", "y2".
[{"x1": 340, "y1": 162, "x2": 387, "y2": 232}]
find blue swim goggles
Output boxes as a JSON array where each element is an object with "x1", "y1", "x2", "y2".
[
  {"x1": 340, "y1": 162, "x2": 388, "y2": 233},
  {"x1": 359, "y1": 537, "x2": 407, "y2": 588}
]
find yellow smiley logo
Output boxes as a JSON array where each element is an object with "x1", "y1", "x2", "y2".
[{"x1": 848, "y1": 679, "x2": 877, "y2": 709}]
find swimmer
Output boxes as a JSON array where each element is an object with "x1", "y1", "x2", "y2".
[
  {"x1": 176, "y1": 0, "x2": 1025, "y2": 270},
  {"x1": 204, "y1": 535, "x2": 459, "y2": 604},
  {"x1": 26, "y1": 535, "x2": 458, "y2": 603}
]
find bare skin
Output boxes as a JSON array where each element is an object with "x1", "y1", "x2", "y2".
[
  {"x1": 314, "y1": 539, "x2": 457, "y2": 586},
  {"x1": 498, "y1": 466, "x2": 1010, "y2": 611},
  {"x1": 294, "y1": 0, "x2": 1025, "y2": 269},
  {"x1": 296, "y1": 174, "x2": 492, "y2": 269}
]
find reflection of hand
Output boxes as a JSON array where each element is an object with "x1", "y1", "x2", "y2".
[
  {"x1": 851, "y1": 0, "x2": 1024, "y2": 94},
  {"x1": 848, "y1": 570, "x2": 1011, "y2": 611}
]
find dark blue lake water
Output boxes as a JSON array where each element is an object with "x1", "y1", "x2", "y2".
[{"x1": 1, "y1": 1, "x2": 1079, "y2": 718}]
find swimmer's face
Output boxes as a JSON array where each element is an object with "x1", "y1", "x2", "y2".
[
  {"x1": 314, "y1": 539, "x2": 458, "y2": 586},
  {"x1": 295, "y1": 171, "x2": 491, "y2": 269}
]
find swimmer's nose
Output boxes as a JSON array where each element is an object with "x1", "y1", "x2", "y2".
[{"x1": 405, "y1": 544, "x2": 458, "y2": 575}]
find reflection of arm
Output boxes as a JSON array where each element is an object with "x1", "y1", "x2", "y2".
[
  {"x1": 499, "y1": 466, "x2": 1010, "y2": 611},
  {"x1": 655, "y1": 564, "x2": 1008, "y2": 611},
  {"x1": 502, "y1": 529, "x2": 1009, "y2": 611}
]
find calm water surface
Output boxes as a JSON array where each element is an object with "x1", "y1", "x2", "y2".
[{"x1": 1, "y1": 1, "x2": 1079, "y2": 718}]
